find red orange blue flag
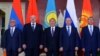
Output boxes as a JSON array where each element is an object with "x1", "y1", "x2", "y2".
[{"x1": 10, "y1": 0, "x2": 24, "y2": 30}]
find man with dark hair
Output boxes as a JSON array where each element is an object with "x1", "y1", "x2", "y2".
[
  {"x1": 44, "y1": 18, "x2": 60, "y2": 56},
  {"x1": 81, "y1": 17, "x2": 100, "y2": 56},
  {"x1": 59, "y1": 18, "x2": 80, "y2": 56}
]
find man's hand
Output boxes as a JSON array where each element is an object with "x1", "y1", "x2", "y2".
[
  {"x1": 75, "y1": 47, "x2": 79, "y2": 51},
  {"x1": 39, "y1": 45, "x2": 43, "y2": 49},
  {"x1": 22, "y1": 44, "x2": 26, "y2": 49},
  {"x1": 97, "y1": 48, "x2": 100, "y2": 51},
  {"x1": 18, "y1": 48, "x2": 22, "y2": 52},
  {"x1": 44, "y1": 48, "x2": 48, "y2": 52},
  {"x1": 82, "y1": 48, "x2": 85, "y2": 52},
  {"x1": 3, "y1": 48, "x2": 6, "y2": 52},
  {"x1": 59, "y1": 47, "x2": 63, "y2": 52}
]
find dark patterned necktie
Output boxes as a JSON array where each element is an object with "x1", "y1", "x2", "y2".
[{"x1": 51, "y1": 27, "x2": 54, "y2": 36}]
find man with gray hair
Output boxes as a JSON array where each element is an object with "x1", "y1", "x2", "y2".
[{"x1": 2, "y1": 19, "x2": 22, "y2": 56}]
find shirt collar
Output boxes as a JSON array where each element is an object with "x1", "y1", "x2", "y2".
[
  {"x1": 10, "y1": 26, "x2": 15, "y2": 29},
  {"x1": 31, "y1": 22, "x2": 36, "y2": 26},
  {"x1": 88, "y1": 25, "x2": 93, "y2": 28},
  {"x1": 66, "y1": 25, "x2": 71, "y2": 28},
  {"x1": 51, "y1": 26, "x2": 55, "y2": 31},
  {"x1": 51, "y1": 26, "x2": 55, "y2": 29},
  {"x1": 10, "y1": 26, "x2": 15, "y2": 32}
]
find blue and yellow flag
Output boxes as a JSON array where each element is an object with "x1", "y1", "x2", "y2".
[{"x1": 43, "y1": 0, "x2": 57, "y2": 28}]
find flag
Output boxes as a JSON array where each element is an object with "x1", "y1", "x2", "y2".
[
  {"x1": 26, "y1": 0, "x2": 40, "y2": 24},
  {"x1": 10, "y1": 0, "x2": 24, "y2": 30},
  {"x1": 58, "y1": 10, "x2": 64, "y2": 28},
  {"x1": 43, "y1": 0, "x2": 57, "y2": 28},
  {"x1": 64, "y1": 0, "x2": 78, "y2": 29},
  {"x1": 79, "y1": 0, "x2": 93, "y2": 56},
  {"x1": 80, "y1": 0, "x2": 93, "y2": 29}
]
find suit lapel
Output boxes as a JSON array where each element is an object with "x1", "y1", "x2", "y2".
[
  {"x1": 9, "y1": 28, "x2": 16, "y2": 37},
  {"x1": 9, "y1": 29, "x2": 12, "y2": 37},
  {"x1": 92, "y1": 26, "x2": 95, "y2": 36},
  {"x1": 70, "y1": 27, "x2": 72, "y2": 36},
  {"x1": 30, "y1": 23, "x2": 36, "y2": 32},
  {"x1": 12, "y1": 28, "x2": 16, "y2": 37},
  {"x1": 53, "y1": 27, "x2": 56, "y2": 37},
  {"x1": 64, "y1": 27, "x2": 69, "y2": 36},
  {"x1": 49, "y1": 27, "x2": 52, "y2": 37},
  {"x1": 87, "y1": 26, "x2": 92, "y2": 36}
]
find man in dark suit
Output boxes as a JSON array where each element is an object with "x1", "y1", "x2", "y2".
[
  {"x1": 59, "y1": 18, "x2": 80, "y2": 56},
  {"x1": 22, "y1": 15, "x2": 43, "y2": 56},
  {"x1": 81, "y1": 17, "x2": 100, "y2": 56},
  {"x1": 44, "y1": 18, "x2": 61, "y2": 56},
  {"x1": 2, "y1": 19, "x2": 22, "y2": 56}
]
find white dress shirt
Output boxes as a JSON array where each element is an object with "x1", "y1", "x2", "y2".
[
  {"x1": 88, "y1": 25, "x2": 93, "y2": 35},
  {"x1": 10, "y1": 26, "x2": 15, "y2": 33},
  {"x1": 31, "y1": 22, "x2": 36, "y2": 29}
]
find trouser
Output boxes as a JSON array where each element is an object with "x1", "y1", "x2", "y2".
[
  {"x1": 7, "y1": 49, "x2": 18, "y2": 56},
  {"x1": 47, "y1": 50, "x2": 58, "y2": 56},
  {"x1": 25, "y1": 48, "x2": 39, "y2": 56},
  {"x1": 63, "y1": 50, "x2": 75, "y2": 56},
  {"x1": 85, "y1": 50, "x2": 97, "y2": 56}
]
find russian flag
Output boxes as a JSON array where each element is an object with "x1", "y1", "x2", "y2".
[
  {"x1": 10, "y1": 0, "x2": 24, "y2": 30},
  {"x1": 64, "y1": 0, "x2": 79, "y2": 29}
]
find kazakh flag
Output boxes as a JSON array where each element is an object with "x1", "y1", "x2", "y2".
[{"x1": 43, "y1": 0, "x2": 57, "y2": 28}]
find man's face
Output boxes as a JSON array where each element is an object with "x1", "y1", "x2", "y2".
[
  {"x1": 49, "y1": 18, "x2": 56, "y2": 27},
  {"x1": 10, "y1": 20, "x2": 16, "y2": 27},
  {"x1": 31, "y1": 16, "x2": 36, "y2": 23},
  {"x1": 66, "y1": 18, "x2": 72, "y2": 26},
  {"x1": 88, "y1": 18, "x2": 94, "y2": 25}
]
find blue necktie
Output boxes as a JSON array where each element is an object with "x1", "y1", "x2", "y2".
[
  {"x1": 90, "y1": 26, "x2": 93, "y2": 35},
  {"x1": 10, "y1": 28, "x2": 13, "y2": 36},
  {"x1": 67, "y1": 26, "x2": 70, "y2": 36}
]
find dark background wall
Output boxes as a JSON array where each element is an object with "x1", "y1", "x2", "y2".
[{"x1": 0, "y1": 0, "x2": 100, "y2": 26}]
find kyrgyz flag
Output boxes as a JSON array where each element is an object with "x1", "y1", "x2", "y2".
[{"x1": 80, "y1": 0, "x2": 93, "y2": 28}]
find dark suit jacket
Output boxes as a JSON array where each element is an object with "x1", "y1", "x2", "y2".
[
  {"x1": 44, "y1": 27, "x2": 61, "y2": 51},
  {"x1": 2, "y1": 28, "x2": 22, "y2": 51},
  {"x1": 81, "y1": 26, "x2": 100, "y2": 50},
  {"x1": 23, "y1": 23, "x2": 43, "y2": 49},
  {"x1": 60, "y1": 26, "x2": 80, "y2": 51}
]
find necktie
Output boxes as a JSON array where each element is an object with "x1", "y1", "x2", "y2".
[
  {"x1": 90, "y1": 26, "x2": 93, "y2": 35},
  {"x1": 51, "y1": 27, "x2": 54, "y2": 36},
  {"x1": 67, "y1": 26, "x2": 70, "y2": 36},
  {"x1": 10, "y1": 27, "x2": 13, "y2": 36},
  {"x1": 32, "y1": 24, "x2": 34, "y2": 31}
]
